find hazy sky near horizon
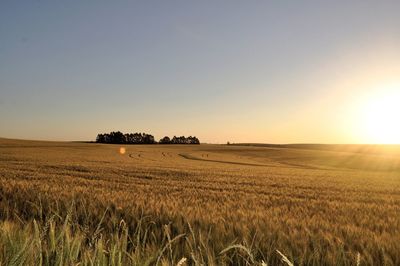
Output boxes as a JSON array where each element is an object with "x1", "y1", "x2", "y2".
[{"x1": 1, "y1": 1, "x2": 400, "y2": 143}]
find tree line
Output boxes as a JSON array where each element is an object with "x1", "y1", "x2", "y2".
[{"x1": 96, "y1": 131, "x2": 200, "y2": 144}]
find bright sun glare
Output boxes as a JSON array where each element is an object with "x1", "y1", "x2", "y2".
[{"x1": 361, "y1": 85, "x2": 400, "y2": 144}]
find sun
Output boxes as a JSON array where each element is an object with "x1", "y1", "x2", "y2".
[{"x1": 360, "y1": 85, "x2": 400, "y2": 144}]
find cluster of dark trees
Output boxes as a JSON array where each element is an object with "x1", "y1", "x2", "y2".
[
  {"x1": 96, "y1": 131, "x2": 200, "y2": 145},
  {"x1": 159, "y1": 136, "x2": 200, "y2": 144},
  {"x1": 96, "y1": 132, "x2": 155, "y2": 144}
]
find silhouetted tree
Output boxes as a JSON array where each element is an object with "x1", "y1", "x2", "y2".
[
  {"x1": 124, "y1": 133, "x2": 134, "y2": 143},
  {"x1": 96, "y1": 134, "x2": 106, "y2": 143},
  {"x1": 159, "y1": 136, "x2": 171, "y2": 144},
  {"x1": 188, "y1": 136, "x2": 200, "y2": 144},
  {"x1": 142, "y1": 133, "x2": 155, "y2": 144},
  {"x1": 108, "y1": 131, "x2": 125, "y2": 144}
]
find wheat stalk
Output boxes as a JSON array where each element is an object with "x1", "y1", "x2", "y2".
[
  {"x1": 177, "y1": 257, "x2": 187, "y2": 266},
  {"x1": 276, "y1": 250, "x2": 294, "y2": 266},
  {"x1": 356, "y1": 252, "x2": 361, "y2": 266}
]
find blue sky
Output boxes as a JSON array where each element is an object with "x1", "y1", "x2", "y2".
[{"x1": 1, "y1": 1, "x2": 400, "y2": 143}]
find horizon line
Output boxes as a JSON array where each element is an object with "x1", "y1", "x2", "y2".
[{"x1": 1, "y1": 137, "x2": 400, "y2": 146}]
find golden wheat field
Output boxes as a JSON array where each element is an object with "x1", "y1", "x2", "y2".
[{"x1": 0, "y1": 138, "x2": 399, "y2": 265}]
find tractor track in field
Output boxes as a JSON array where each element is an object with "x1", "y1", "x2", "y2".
[
  {"x1": 128, "y1": 153, "x2": 140, "y2": 159},
  {"x1": 127, "y1": 151, "x2": 324, "y2": 170},
  {"x1": 128, "y1": 153, "x2": 167, "y2": 162},
  {"x1": 178, "y1": 153, "x2": 269, "y2": 167},
  {"x1": 178, "y1": 153, "x2": 326, "y2": 170}
]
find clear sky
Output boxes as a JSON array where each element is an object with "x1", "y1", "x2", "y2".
[{"x1": 1, "y1": 1, "x2": 400, "y2": 143}]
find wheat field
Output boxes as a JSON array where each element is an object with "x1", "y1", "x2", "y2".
[{"x1": 0, "y1": 138, "x2": 399, "y2": 265}]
